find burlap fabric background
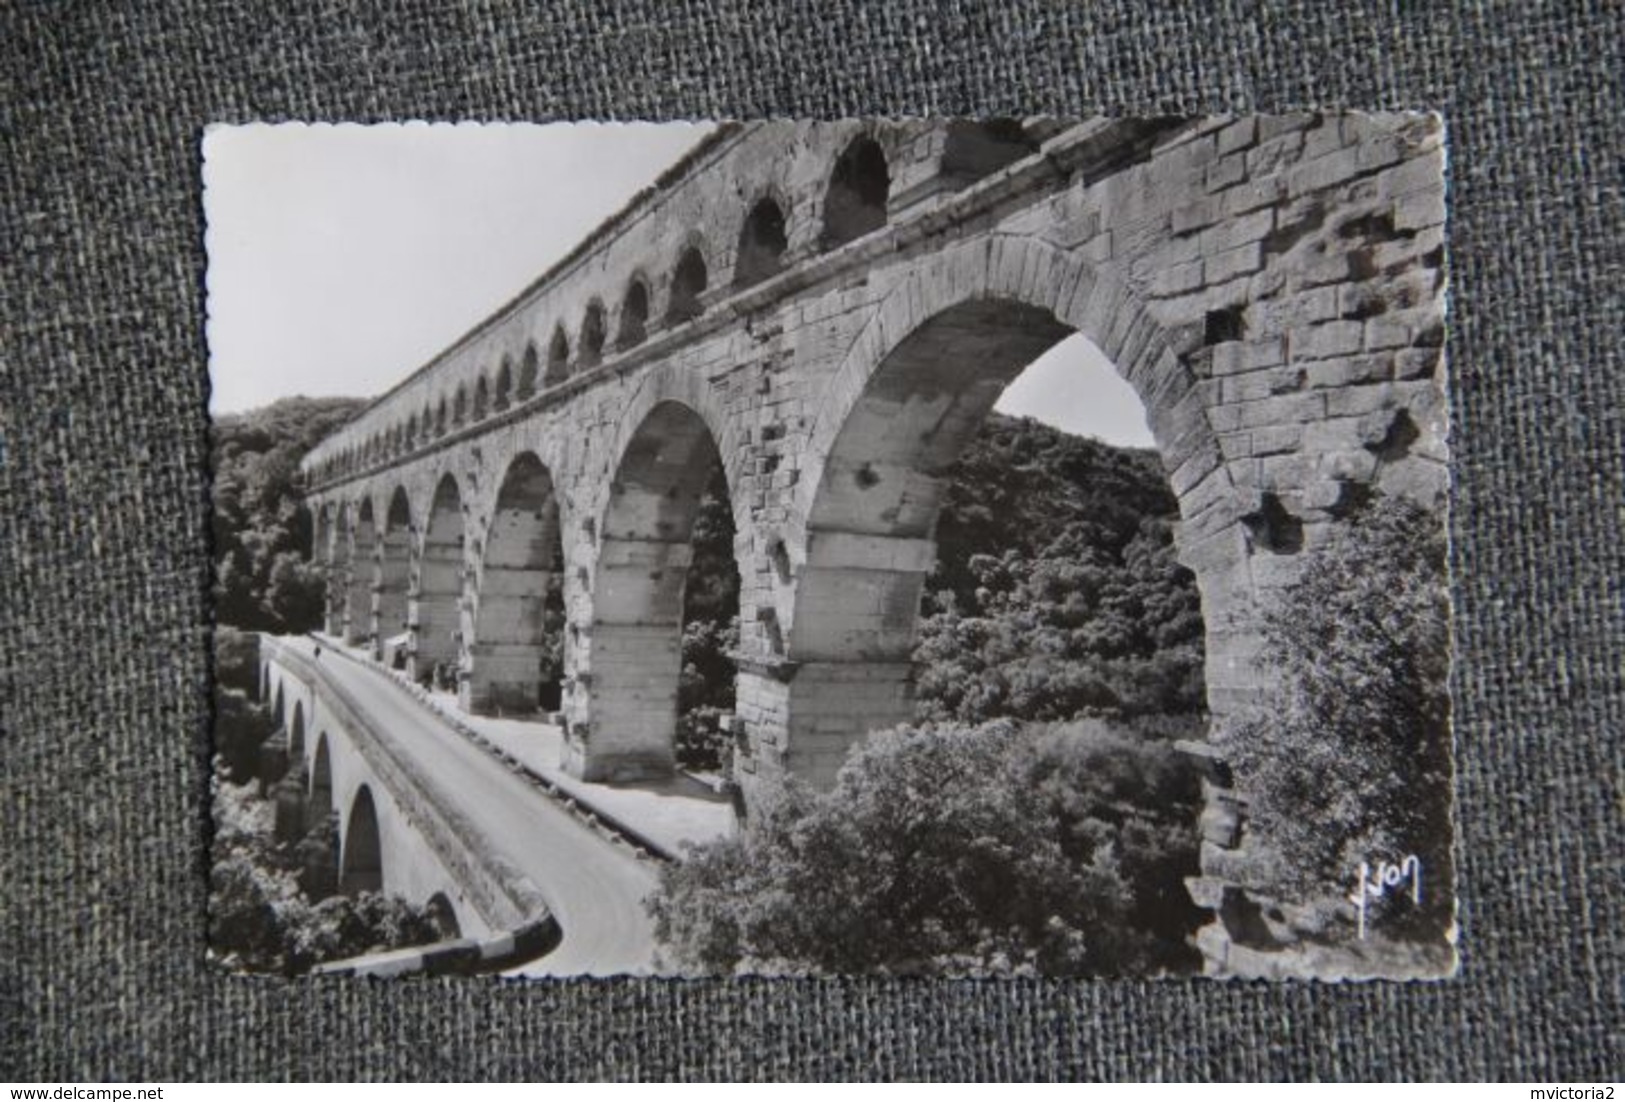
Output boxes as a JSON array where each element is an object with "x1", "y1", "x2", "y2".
[{"x1": 3, "y1": 0, "x2": 1621, "y2": 1081}]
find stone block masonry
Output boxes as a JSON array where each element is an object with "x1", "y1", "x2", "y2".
[{"x1": 299, "y1": 117, "x2": 1449, "y2": 978}]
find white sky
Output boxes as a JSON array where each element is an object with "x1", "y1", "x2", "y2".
[{"x1": 203, "y1": 123, "x2": 1153, "y2": 448}]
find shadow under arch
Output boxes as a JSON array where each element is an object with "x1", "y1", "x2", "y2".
[
  {"x1": 298, "y1": 732, "x2": 339, "y2": 900},
  {"x1": 425, "y1": 892, "x2": 462, "y2": 939},
  {"x1": 463, "y1": 451, "x2": 565, "y2": 716},
  {"x1": 340, "y1": 785, "x2": 382, "y2": 896},
  {"x1": 309, "y1": 733, "x2": 333, "y2": 819},
  {"x1": 410, "y1": 473, "x2": 465, "y2": 688}
]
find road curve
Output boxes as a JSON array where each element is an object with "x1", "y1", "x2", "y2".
[{"x1": 283, "y1": 636, "x2": 662, "y2": 977}]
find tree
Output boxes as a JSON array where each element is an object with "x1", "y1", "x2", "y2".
[
  {"x1": 913, "y1": 414, "x2": 1205, "y2": 726},
  {"x1": 647, "y1": 718, "x2": 1203, "y2": 976},
  {"x1": 1222, "y1": 493, "x2": 1452, "y2": 937},
  {"x1": 211, "y1": 396, "x2": 366, "y2": 632}
]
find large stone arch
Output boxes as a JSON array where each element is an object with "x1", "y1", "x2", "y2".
[
  {"x1": 409, "y1": 472, "x2": 467, "y2": 687},
  {"x1": 591, "y1": 360, "x2": 749, "y2": 525},
  {"x1": 796, "y1": 237, "x2": 1226, "y2": 529},
  {"x1": 462, "y1": 451, "x2": 564, "y2": 715},
  {"x1": 566, "y1": 391, "x2": 738, "y2": 782},
  {"x1": 745, "y1": 236, "x2": 1239, "y2": 791},
  {"x1": 376, "y1": 486, "x2": 413, "y2": 663}
]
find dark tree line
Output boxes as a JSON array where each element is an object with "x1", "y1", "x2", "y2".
[{"x1": 212, "y1": 395, "x2": 366, "y2": 633}]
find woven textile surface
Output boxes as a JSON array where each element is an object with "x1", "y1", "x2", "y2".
[{"x1": 2, "y1": 0, "x2": 1620, "y2": 1081}]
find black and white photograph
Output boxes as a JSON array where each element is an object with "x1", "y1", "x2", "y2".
[{"x1": 203, "y1": 117, "x2": 1454, "y2": 981}]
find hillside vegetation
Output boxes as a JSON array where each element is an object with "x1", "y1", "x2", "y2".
[{"x1": 212, "y1": 395, "x2": 366, "y2": 633}]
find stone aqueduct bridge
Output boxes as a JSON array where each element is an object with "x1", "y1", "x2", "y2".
[{"x1": 299, "y1": 117, "x2": 1448, "y2": 973}]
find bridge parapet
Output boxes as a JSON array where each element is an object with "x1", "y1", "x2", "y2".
[{"x1": 261, "y1": 636, "x2": 554, "y2": 934}]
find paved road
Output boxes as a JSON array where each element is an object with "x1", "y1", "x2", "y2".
[{"x1": 284, "y1": 637, "x2": 662, "y2": 977}]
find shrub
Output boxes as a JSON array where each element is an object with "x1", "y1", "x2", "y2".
[
  {"x1": 1222, "y1": 493, "x2": 1452, "y2": 935},
  {"x1": 207, "y1": 765, "x2": 445, "y2": 974},
  {"x1": 212, "y1": 396, "x2": 366, "y2": 633},
  {"x1": 648, "y1": 718, "x2": 1203, "y2": 976},
  {"x1": 676, "y1": 616, "x2": 739, "y2": 771}
]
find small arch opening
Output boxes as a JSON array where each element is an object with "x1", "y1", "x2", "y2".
[
  {"x1": 733, "y1": 197, "x2": 789, "y2": 288},
  {"x1": 822, "y1": 136, "x2": 891, "y2": 248},
  {"x1": 617, "y1": 279, "x2": 650, "y2": 349},
  {"x1": 667, "y1": 246, "x2": 709, "y2": 323},
  {"x1": 544, "y1": 327, "x2": 570, "y2": 386},
  {"x1": 580, "y1": 303, "x2": 606, "y2": 368},
  {"x1": 518, "y1": 343, "x2": 539, "y2": 398},
  {"x1": 494, "y1": 359, "x2": 513, "y2": 411},
  {"x1": 425, "y1": 893, "x2": 462, "y2": 939}
]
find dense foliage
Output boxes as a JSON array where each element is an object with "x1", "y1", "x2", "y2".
[
  {"x1": 208, "y1": 769, "x2": 451, "y2": 975},
  {"x1": 675, "y1": 467, "x2": 741, "y2": 770},
  {"x1": 212, "y1": 396, "x2": 365, "y2": 632},
  {"x1": 914, "y1": 414, "x2": 1206, "y2": 724},
  {"x1": 648, "y1": 717, "x2": 1204, "y2": 975},
  {"x1": 1222, "y1": 492, "x2": 1453, "y2": 935}
]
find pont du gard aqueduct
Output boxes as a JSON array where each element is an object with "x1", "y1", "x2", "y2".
[{"x1": 270, "y1": 116, "x2": 1448, "y2": 977}]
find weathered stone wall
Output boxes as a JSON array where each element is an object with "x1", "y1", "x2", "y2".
[{"x1": 300, "y1": 116, "x2": 1448, "y2": 976}]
